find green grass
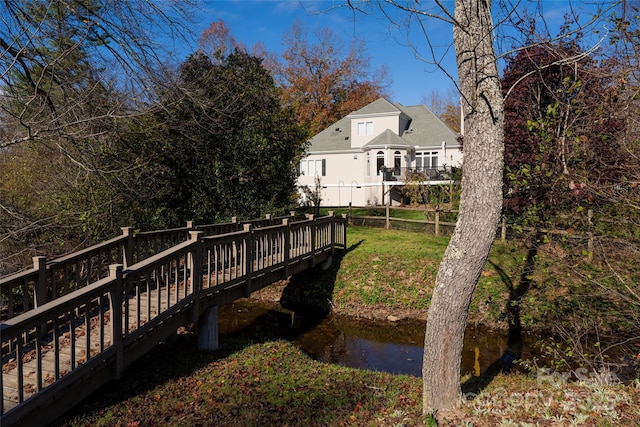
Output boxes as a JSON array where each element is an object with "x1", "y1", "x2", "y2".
[
  {"x1": 331, "y1": 226, "x2": 447, "y2": 314},
  {"x1": 57, "y1": 337, "x2": 640, "y2": 427},
  {"x1": 55, "y1": 224, "x2": 640, "y2": 426},
  {"x1": 319, "y1": 226, "x2": 639, "y2": 336}
]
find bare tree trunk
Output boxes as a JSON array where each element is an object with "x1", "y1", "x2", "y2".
[{"x1": 422, "y1": 0, "x2": 504, "y2": 417}]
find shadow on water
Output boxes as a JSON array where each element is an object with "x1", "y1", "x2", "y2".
[
  {"x1": 462, "y1": 233, "x2": 540, "y2": 396},
  {"x1": 218, "y1": 300, "x2": 546, "y2": 379},
  {"x1": 218, "y1": 239, "x2": 364, "y2": 345}
]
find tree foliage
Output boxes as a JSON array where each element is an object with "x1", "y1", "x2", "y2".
[
  {"x1": 267, "y1": 21, "x2": 390, "y2": 134},
  {"x1": 145, "y1": 50, "x2": 309, "y2": 227},
  {"x1": 0, "y1": 0, "x2": 194, "y2": 148},
  {"x1": 0, "y1": 0, "x2": 194, "y2": 273},
  {"x1": 501, "y1": 41, "x2": 628, "y2": 224}
]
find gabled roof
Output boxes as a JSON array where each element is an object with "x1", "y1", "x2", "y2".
[
  {"x1": 362, "y1": 129, "x2": 412, "y2": 148},
  {"x1": 395, "y1": 104, "x2": 459, "y2": 147},
  {"x1": 348, "y1": 98, "x2": 400, "y2": 117},
  {"x1": 307, "y1": 97, "x2": 459, "y2": 153}
]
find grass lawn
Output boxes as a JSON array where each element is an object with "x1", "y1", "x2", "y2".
[
  {"x1": 55, "y1": 225, "x2": 640, "y2": 426},
  {"x1": 57, "y1": 337, "x2": 640, "y2": 426}
]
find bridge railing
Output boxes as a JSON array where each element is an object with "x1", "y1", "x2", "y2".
[
  {"x1": 0, "y1": 234, "x2": 128, "y2": 320},
  {"x1": 0, "y1": 213, "x2": 320, "y2": 321},
  {"x1": 1, "y1": 214, "x2": 346, "y2": 425}
]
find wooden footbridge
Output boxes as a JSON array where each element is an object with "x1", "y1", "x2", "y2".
[{"x1": 0, "y1": 213, "x2": 346, "y2": 427}]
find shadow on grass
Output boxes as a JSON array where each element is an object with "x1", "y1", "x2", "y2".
[
  {"x1": 213, "y1": 240, "x2": 365, "y2": 348},
  {"x1": 55, "y1": 241, "x2": 365, "y2": 425},
  {"x1": 463, "y1": 234, "x2": 540, "y2": 397}
]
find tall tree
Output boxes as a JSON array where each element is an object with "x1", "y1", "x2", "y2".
[
  {"x1": 148, "y1": 50, "x2": 309, "y2": 226},
  {"x1": 268, "y1": 21, "x2": 390, "y2": 134},
  {"x1": 421, "y1": 0, "x2": 504, "y2": 416},
  {"x1": 0, "y1": 0, "x2": 195, "y2": 271}
]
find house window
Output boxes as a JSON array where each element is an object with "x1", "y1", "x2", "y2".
[
  {"x1": 300, "y1": 159, "x2": 326, "y2": 176},
  {"x1": 415, "y1": 151, "x2": 438, "y2": 171},
  {"x1": 376, "y1": 151, "x2": 385, "y2": 176},
  {"x1": 358, "y1": 121, "x2": 373, "y2": 136},
  {"x1": 393, "y1": 151, "x2": 401, "y2": 176}
]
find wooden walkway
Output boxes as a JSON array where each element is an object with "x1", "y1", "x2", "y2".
[{"x1": 1, "y1": 214, "x2": 346, "y2": 427}]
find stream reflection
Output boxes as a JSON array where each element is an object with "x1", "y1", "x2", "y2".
[{"x1": 218, "y1": 301, "x2": 543, "y2": 378}]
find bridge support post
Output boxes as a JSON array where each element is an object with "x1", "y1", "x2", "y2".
[{"x1": 197, "y1": 306, "x2": 219, "y2": 351}]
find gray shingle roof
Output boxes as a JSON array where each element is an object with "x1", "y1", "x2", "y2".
[
  {"x1": 395, "y1": 103, "x2": 459, "y2": 147},
  {"x1": 348, "y1": 98, "x2": 400, "y2": 116},
  {"x1": 307, "y1": 97, "x2": 459, "y2": 153},
  {"x1": 362, "y1": 129, "x2": 412, "y2": 148}
]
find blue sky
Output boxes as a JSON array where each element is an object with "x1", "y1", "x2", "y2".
[
  {"x1": 186, "y1": 1, "x2": 459, "y2": 106},
  {"x1": 177, "y1": 1, "x2": 610, "y2": 107}
]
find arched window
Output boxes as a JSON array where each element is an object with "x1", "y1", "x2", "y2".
[
  {"x1": 376, "y1": 151, "x2": 385, "y2": 176},
  {"x1": 393, "y1": 151, "x2": 401, "y2": 176}
]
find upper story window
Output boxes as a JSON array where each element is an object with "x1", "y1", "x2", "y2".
[{"x1": 357, "y1": 121, "x2": 373, "y2": 136}]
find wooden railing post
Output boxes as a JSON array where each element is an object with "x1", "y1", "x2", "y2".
[
  {"x1": 120, "y1": 227, "x2": 134, "y2": 268},
  {"x1": 109, "y1": 264, "x2": 124, "y2": 380},
  {"x1": 342, "y1": 214, "x2": 348, "y2": 248},
  {"x1": 33, "y1": 256, "x2": 47, "y2": 308},
  {"x1": 244, "y1": 224, "x2": 253, "y2": 297},
  {"x1": 310, "y1": 216, "x2": 317, "y2": 267},
  {"x1": 435, "y1": 210, "x2": 440, "y2": 236},
  {"x1": 282, "y1": 218, "x2": 290, "y2": 278},
  {"x1": 188, "y1": 231, "x2": 204, "y2": 309},
  {"x1": 385, "y1": 204, "x2": 390, "y2": 229},
  {"x1": 328, "y1": 212, "x2": 336, "y2": 255},
  {"x1": 33, "y1": 256, "x2": 48, "y2": 340}
]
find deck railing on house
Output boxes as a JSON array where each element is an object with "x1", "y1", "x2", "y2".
[{"x1": 380, "y1": 166, "x2": 458, "y2": 182}]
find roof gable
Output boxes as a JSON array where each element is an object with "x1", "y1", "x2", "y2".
[
  {"x1": 348, "y1": 98, "x2": 400, "y2": 117},
  {"x1": 362, "y1": 129, "x2": 411, "y2": 148},
  {"x1": 307, "y1": 98, "x2": 460, "y2": 154}
]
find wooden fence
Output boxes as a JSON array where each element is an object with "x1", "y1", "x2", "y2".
[{"x1": 345, "y1": 206, "x2": 638, "y2": 261}]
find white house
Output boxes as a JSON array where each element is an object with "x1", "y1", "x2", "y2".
[{"x1": 297, "y1": 98, "x2": 462, "y2": 206}]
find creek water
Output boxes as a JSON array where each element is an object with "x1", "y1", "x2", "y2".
[{"x1": 217, "y1": 301, "x2": 545, "y2": 378}]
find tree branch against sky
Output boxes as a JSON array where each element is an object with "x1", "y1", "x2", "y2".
[{"x1": 0, "y1": 0, "x2": 196, "y2": 149}]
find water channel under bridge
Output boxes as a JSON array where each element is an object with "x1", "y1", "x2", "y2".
[{"x1": 0, "y1": 213, "x2": 347, "y2": 427}]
